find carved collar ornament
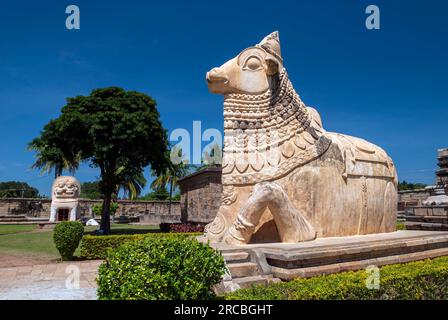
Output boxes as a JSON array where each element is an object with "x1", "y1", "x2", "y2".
[{"x1": 221, "y1": 69, "x2": 332, "y2": 186}]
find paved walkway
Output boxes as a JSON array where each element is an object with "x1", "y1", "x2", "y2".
[{"x1": 0, "y1": 260, "x2": 102, "y2": 300}]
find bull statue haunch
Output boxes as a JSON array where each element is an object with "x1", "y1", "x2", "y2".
[{"x1": 205, "y1": 31, "x2": 398, "y2": 245}]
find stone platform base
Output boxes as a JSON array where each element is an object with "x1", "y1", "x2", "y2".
[{"x1": 206, "y1": 230, "x2": 448, "y2": 293}]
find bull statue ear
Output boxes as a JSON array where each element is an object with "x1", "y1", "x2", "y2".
[
  {"x1": 266, "y1": 56, "x2": 280, "y2": 76},
  {"x1": 258, "y1": 31, "x2": 283, "y2": 70}
]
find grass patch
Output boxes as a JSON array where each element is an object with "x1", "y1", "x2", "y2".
[
  {"x1": 0, "y1": 229, "x2": 59, "y2": 258},
  {"x1": 0, "y1": 224, "x2": 38, "y2": 235},
  {"x1": 84, "y1": 224, "x2": 159, "y2": 235},
  {"x1": 0, "y1": 223, "x2": 161, "y2": 260}
]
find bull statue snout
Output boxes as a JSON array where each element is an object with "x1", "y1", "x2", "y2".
[
  {"x1": 206, "y1": 67, "x2": 229, "y2": 94},
  {"x1": 206, "y1": 31, "x2": 285, "y2": 96}
]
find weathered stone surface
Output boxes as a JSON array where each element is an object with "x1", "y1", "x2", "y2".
[
  {"x1": 205, "y1": 31, "x2": 397, "y2": 244},
  {"x1": 178, "y1": 167, "x2": 222, "y2": 223}
]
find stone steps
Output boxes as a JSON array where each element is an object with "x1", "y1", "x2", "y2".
[
  {"x1": 0, "y1": 215, "x2": 27, "y2": 219},
  {"x1": 405, "y1": 211, "x2": 448, "y2": 231},
  {"x1": 406, "y1": 221, "x2": 448, "y2": 231},
  {"x1": 0, "y1": 217, "x2": 49, "y2": 225},
  {"x1": 406, "y1": 215, "x2": 448, "y2": 223},
  {"x1": 223, "y1": 251, "x2": 250, "y2": 263},
  {"x1": 227, "y1": 262, "x2": 259, "y2": 278},
  {"x1": 216, "y1": 250, "x2": 281, "y2": 294}
]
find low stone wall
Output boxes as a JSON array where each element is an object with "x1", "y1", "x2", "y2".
[
  {"x1": 0, "y1": 198, "x2": 51, "y2": 217},
  {"x1": 0, "y1": 198, "x2": 180, "y2": 224}
]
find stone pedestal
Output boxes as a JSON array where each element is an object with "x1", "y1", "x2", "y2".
[{"x1": 207, "y1": 230, "x2": 448, "y2": 293}]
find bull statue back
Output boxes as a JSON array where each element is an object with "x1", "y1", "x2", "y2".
[{"x1": 204, "y1": 31, "x2": 398, "y2": 245}]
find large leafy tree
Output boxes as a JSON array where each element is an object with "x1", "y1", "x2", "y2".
[
  {"x1": 0, "y1": 181, "x2": 40, "y2": 198},
  {"x1": 29, "y1": 87, "x2": 170, "y2": 234}
]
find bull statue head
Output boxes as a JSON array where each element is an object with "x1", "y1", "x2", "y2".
[{"x1": 206, "y1": 31, "x2": 283, "y2": 95}]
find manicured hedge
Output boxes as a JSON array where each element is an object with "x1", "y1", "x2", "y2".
[
  {"x1": 80, "y1": 232, "x2": 201, "y2": 259},
  {"x1": 97, "y1": 236, "x2": 226, "y2": 300},
  {"x1": 225, "y1": 256, "x2": 448, "y2": 300}
]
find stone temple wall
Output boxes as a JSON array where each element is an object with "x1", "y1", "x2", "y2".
[
  {"x1": 0, "y1": 198, "x2": 180, "y2": 224},
  {"x1": 397, "y1": 189, "x2": 432, "y2": 211},
  {"x1": 178, "y1": 167, "x2": 222, "y2": 223}
]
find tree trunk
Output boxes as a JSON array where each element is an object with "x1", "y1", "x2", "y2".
[
  {"x1": 100, "y1": 193, "x2": 112, "y2": 235},
  {"x1": 169, "y1": 180, "x2": 173, "y2": 216},
  {"x1": 55, "y1": 166, "x2": 62, "y2": 179}
]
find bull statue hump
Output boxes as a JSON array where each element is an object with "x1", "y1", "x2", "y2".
[{"x1": 205, "y1": 31, "x2": 398, "y2": 245}]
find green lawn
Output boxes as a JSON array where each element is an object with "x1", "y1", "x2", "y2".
[
  {"x1": 0, "y1": 224, "x2": 39, "y2": 236},
  {"x1": 0, "y1": 224, "x2": 160, "y2": 260},
  {"x1": 0, "y1": 228, "x2": 59, "y2": 258}
]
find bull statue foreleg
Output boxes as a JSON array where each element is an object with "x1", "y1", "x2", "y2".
[{"x1": 222, "y1": 182, "x2": 317, "y2": 245}]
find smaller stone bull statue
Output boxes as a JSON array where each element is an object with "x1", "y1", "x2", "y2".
[{"x1": 204, "y1": 31, "x2": 398, "y2": 245}]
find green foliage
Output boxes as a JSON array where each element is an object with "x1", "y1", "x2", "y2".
[
  {"x1": 80, "y1": 181, "x2": 103, "y2": 199},
  {"x1": 30, "y1": 87, "x2": 171, "y2": 234},
  {"x1": 396, "y1": 222, "x2": 406, "y2": 230},
  {"x1": 171, "y1": 192, "x2": 180, "y2": 201},
  {"x1": 225, "y1": 256, "x2": 448, "y2": 300},
  {"x1": 92, "y1": 202, "x2": 119, "y2": 217},
  {"x1": 97, "y1": 236, "x2": 226, "y2": 300},
  {"x1": 80, "y1": 232, "x2": 201, "y2": 259},
  {"x1": 139, "y1": 185, "x2": 170, "y2": 200},
  {"x1": 53, "y1": 221, "x2": 84, "y2": 260},
  {"x1": 28, "y1": 119, "x2": 80, "y2": 178},
  {"x1": 398, "y1": 181, "x2": 427, "y2": 191},
  {"x1": 0, "y1": 181, "x2": 40, "y2": 198}
]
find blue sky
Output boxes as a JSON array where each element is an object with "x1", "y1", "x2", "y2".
[{"x1": 0, "y1": 0, "x2": 447, "y2": 197}]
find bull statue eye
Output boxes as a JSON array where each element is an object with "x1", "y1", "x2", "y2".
[{"x1": 244, "y1": 57, "x2": 262, "y2": 71}]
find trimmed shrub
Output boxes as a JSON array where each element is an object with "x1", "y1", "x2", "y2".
[
  {"x1": 97, "y1": 237, "x2": 226, "y2": 300},
  {"x1": 225, "y1": 256, "x2": 448, "y2": 300},
  {"x1": 53, "y1": 221, "x2": 84, "y2": 261},
  {"x1": 80, "y1": 232, "x2": 201, "y2": 259}
]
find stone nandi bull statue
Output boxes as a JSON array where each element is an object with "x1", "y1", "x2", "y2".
[{"x1": 204, "y1": 31, "x2": 398, "y2": 245}]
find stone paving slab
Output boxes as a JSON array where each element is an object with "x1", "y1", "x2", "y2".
[{"x1": 0, "y1": 260, "x2": 102, "y2": 300}]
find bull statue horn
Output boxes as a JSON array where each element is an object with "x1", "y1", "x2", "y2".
[{"x1": 258, "y1": 31, "x2": 283, "y2": 64}]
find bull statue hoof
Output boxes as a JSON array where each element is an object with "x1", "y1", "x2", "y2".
[{"x1": 205, "y1": 31, "x2": 398, "y2": 244}]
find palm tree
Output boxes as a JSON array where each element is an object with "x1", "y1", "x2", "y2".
[
  {"x1": 28, "y1": 120, "x2": 80, "y2": 178},
  {"x1": 116, "y1": 168, "x2": 147, "y2": 200},
  {"x1": 28, "y1": 144, "x2": 80, "y2": 179},
  {"x1": 151, "y1": 147, "x2": 193, "y2": 214}
]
